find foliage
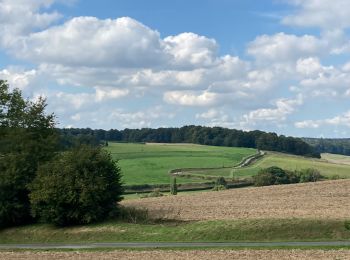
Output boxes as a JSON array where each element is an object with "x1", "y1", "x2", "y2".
[
  {"x1": 303, "y1": 137, "x2": 350, "y2": 156},
  {"x1": 298, "y1": 168, "x2": 323, "y2": 182},
  {"x1": 29, "y1": 145, "x2": 123, "y2": 226},
  {"x1": 0, "y1": 80, "x2": 58, "y2": 227},
  {"x1": 212, "y1": 185, "x2": 227, "y2": 191},
  {"x1": 254, "y1": 166, "x2": 324, "y2": 186},
  {"x1": 170, "y1": 177, "x2": 177, "y2": 195},
  {"x1": 215, "y1": 176, "x2": 227, "y2": 187},
  {"x1": 140, "y1": 188, "x2": 164, "y2": 198},
  {"x1": 118, "y1": 206, "x2": 150, "y2": 224},
  {"x1": 253, "y1": 166, "x2": 298, "y2": 186},
  {"x1": 59, "y1": 125, "x2": 319, "y2": 157}
]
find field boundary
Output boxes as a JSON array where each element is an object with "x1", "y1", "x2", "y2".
[
  {"x1": 2, "y1": 241, "x2": 350, "y2": 249},
  {"x1": 169, "y1": 150, "x2": 265, "y2": 178}
]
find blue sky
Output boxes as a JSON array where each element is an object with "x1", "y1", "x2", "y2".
[{"x1": 1, "y1": 0, "x2": 350, "y2": 137}]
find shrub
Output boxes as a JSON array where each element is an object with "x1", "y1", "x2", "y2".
[
  {"x1": 298, "y1": 168, "x2": 323, "y2": 182},
  {"x1": 216, "y1": 177, "x2": 227, "y2": 187},
  {"x1": 118, "y1": 206, "x2": 149, "y2": 224},
  {"x1": 254, "y1": 166, "x2": 296, "y2": 186},
  {"x1": 212, "y1": 185, "x2": 226, "y2": 191},
  {"x1": 140, "y1": 188, "x2": 163, "y2": 198},
  {"x1": 29, "y1": 145, "x2": 123, "y2": 226},
  {"x1": 170, "y1": 177, "x2": 177, "y2": 195}
]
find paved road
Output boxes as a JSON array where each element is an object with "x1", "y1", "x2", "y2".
[{"x1": 1, "y1": 241, "x2": 350, "y2": 249}]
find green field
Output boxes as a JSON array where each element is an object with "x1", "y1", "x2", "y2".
[
  {"x1": 1, "y1": 218, "x2": 350, "y2": 244},
  {"x1": 105, "y1": 143, "x2": 256, "y2": 185},
  {"x1": 186, "y1": 152, "x2": 350, "y2": 179}
]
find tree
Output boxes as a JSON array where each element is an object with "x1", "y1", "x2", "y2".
[
  {"x1": 29, "y1": 145, "x2": 123, "y2": 226},
  {"x1": 0, "y1": 80, "x2": 58, "y2": 227},
  {"x1": 170, "y1": 177, "x2": 177, "y2": 195}
]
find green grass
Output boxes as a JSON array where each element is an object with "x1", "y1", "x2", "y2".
[
  {"x1": 1, "y1": 219, "x2": 350, "y2": 244},
  {"x1": 105, "y1": 143, "x2": 255, "y2": 185},
  {"x1": 189, "y1": 152, "x2": 350, "y2": 179}
]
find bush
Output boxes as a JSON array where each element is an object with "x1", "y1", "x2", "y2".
[
  {"x1": 216, "y1": 177, "x2": 227, "y2": 187},
  {"x1": 212, "y1": 184, "x2": 226, "y2": 191},
  {"x1": 170, "y1": 177, "x2": 177, "y2": 195},
  {"x1": 29, "y1": 145, "x2": 123, "y2": 226},
  {"x1": 254, "y1": 166, "x2": 299, "y2": 186},
  {"x1": 298, "y1": 168, "x2": 323, "y2": 182},
  {"x1": 118, "y1": 206, "x2": 149, "y2": 224},
  {"x1": 140, "y1": 188, "x2": 163, "y2": 198}
]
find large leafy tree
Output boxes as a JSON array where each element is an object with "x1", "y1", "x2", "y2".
[
  {"x1": 30, "y1": 145, "x2": 123, "y2": 226},
  {"x1": 0, "y1": 80, "x2": 58, "y2": 227}
]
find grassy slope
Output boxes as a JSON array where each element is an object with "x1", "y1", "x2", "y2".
[
  {"x1": 322, "y1": 153, "x2": 350, "y2": 165},
  {"x1": 188, "y1": 152, "x2": 350, "y2": 179},
  {"x1": 105, "y1": 143, "x2": 255, "y2": 185},
  {"x1": 1, "y1": 219, "x2": 350, "y2": 244}
]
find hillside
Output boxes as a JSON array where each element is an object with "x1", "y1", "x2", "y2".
[
  {"x1": 186, "y1": 152, "x2": 350, "y2": 180},
  {"x1": 105, "y1": 142, "x2": 256, "y2": 185}
]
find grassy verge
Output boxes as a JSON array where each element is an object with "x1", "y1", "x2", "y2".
[{"x1": 1, "y1": 219, "x2": 350, "y2": 244}]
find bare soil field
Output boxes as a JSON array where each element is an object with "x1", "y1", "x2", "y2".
[
  {"x1": 122, "y1": 179, "x2": 350, "y2": 221},
  {"x1": 1, "y1": 249, "x2": 350, "y2": 260}
]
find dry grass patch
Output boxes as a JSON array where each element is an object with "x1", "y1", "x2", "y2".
[
  {"x1": 2, "y1": 250, "x2": 350, "y2": 260},
  {"x1": 122, "y1": 179, "x2": 350, "y2": 221}
]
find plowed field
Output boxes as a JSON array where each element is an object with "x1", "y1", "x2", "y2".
[
  {"x1": 123, "y1": 179, "x2": 350, "y2": 221},
  {"x1": 2, "y1": 249, "x2": 350, "y2": 260}
]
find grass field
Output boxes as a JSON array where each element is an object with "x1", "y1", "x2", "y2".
[
  {"x1": 105, "y1": 143, "x2": 256, "y2": 185},
  {"x1": 322, "y1": 153, "x2": 350, "y2": 165},
  {"x1": 1, "y1": 218, "x2": 350, "y2": 244},
  {"x1": 188, "y1": 152, "x2": 350, "y2": 179}
]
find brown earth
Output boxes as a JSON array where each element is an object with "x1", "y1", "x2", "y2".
[
  {"x1": 1, "y1": 250, "x2": 350, "y2": 260},
  {"x1": 122, "y1": 179, "x2": 350, "y2": 221}
]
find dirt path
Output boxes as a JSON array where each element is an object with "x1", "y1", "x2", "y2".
[{"x1": 2, "y1": 249, "x2": 350, "y2": 260}]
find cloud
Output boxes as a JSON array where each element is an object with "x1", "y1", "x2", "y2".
[
  {"x1": 247, "y1": 33, "x2": 325, "y2": 63},
  {"x1": 283, "y1": 0, "x2": 350, "y2": 29},
  {"x1": 240, "y1": 94, "x2": 303, "y2": 127},
  {"x1": 0, "y1": 0, "x2": 62, "y2": 48},
  {"x1": 19, "y1": 16, "x2": 168, "y2": 68},
  {"x1": 2, "y1": 1, "x2": 350, "y2": 135},
  {"x1": 163, "y1": 90, "x2": 218, "y2": 106},
  {"x1": 295, "y1": 111, "x2": 350, "y2": 128},
  {"x1": 0, "y1": 68, "x2": 37, "y2": 90},
  {"x1": 164, "y1": 32, "x2": 218, "y2": 69}
]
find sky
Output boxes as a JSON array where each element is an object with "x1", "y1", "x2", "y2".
[{"x1": 1, "y1": 0, "x2": 350, "y2": 138}]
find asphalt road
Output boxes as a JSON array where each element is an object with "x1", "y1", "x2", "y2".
[{"x1": 1, "y1": 241, "x2": 350, "y2": 249}]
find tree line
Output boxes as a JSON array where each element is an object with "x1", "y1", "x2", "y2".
[
  {"x1": 59, "y1": 126, "x2": 320, "y2": 158},
  {"x1": 303, "y1": 137, "x2": 350, "y2": 156}
]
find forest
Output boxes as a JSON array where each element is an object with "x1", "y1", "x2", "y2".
[
  {"x1": 303, "y1": 138, "x2": 350, "y2": 156},
  {"x1": 59, "y1": 126, "x2": 320, "y2": 158}
]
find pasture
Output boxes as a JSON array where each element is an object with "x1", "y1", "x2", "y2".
[
  {"x1": 188, "y1": 152, "x2": 350, "y2": 179},
  {"x1": 105, "y1": 142, "x2": 256, "y2": 185}
]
